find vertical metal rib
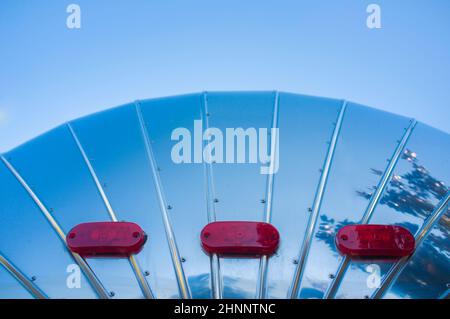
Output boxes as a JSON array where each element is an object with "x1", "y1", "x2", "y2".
[
  {"x1": 134, "y1": 101, "x2": 191, "y2": 299},
  {"x1": 324, "y1": 119, "x2": 417, "y2": 299},
  {"x1": 203, "y1": 92, "x2": 223, "y2": 299},
  {"x1": 257, "y1": 91, "x2": 280, "y2": 299},
  {"x1": 0, "y1": 155, "x2": 110, "y2": 299},
  {"x1": 288, "y1": 100, "x2": 347, "y2": 299},
  {"x1": 371, "y1": 191, "x2": 450, "y2": 299},
  {"x1": 0, "y1": 253, "x2": 48, "y2": 299},
  {"x1": 67, "y1": 123, "x2": 155, "y2": 299},
  {"x1": 438, "y1": 288, "x2": 449, "y2": 299}
]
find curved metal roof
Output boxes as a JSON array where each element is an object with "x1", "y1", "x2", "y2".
[{"x1": 0, "y1": 92, "x2": 448, "y2": 299}]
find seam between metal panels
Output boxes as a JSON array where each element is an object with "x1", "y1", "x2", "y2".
[
  {"x1": 257, "y1": 91, "x2": 280, "y2": 299},
  {"x1": 0, "y1": 155, "x2": 110, "y2": 299},
  {"x1": 371, "y1": 191, "x2": 450, "y2": 299},
  {"x1": 134, "y1": 101, "x2": 191, "y2": 299},
  {"x1": 324, "y1": 119, "x2": 417, "y2": 299},
  {"x1": 66, "y1": 122, "x2": 154, "y2": 299},
  {"x1": 0, "y1": 253, "x2": 48, "y2": 299},
  {"x1": 203, "y1": 92, "x2": 223, "y2": 299},
  {"x1": 288, "y1": 100, "x2": 347, "y2": 299}
]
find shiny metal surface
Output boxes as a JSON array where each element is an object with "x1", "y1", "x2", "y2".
[
  {"x1": 288, "y1": 100, "x2": 347, "y2": 299},
  {"x1": 293, "y1": 102, "x2": 413, "y2": 299},
  {"x1": 266, "y1": 93, "x2": 342, "y2": 298},
  {"x1": 69, "y1": 103, "x2": 180, "y2": 298},
  {"x1": 371, "y1": 192, "x2": 449, "y2": 299},
  {"x1": 1, "y1": 92, "x2": 448, "y2": 299},
  {"x1": 335, "y1": 123, "x2": 450, "y2": 299},
  {"x1": 257, "y1": 91, "x2": 279, "y2": 299},
  {"x1": 205, "y1": 91, "x2": 276, "y2": 298},
  {"x1": 0, "y1": 155, "x2": 109, "y2": 299},
  {"x1": 67, "y1": 122, "x2": 155, "y2": 299},
  {"x1": 136, "y1": 101, "x2": 190, "y2": 299},
  {"x1": 324, "y1": 119, "x2": 417, "y2": 298},
  {"x1": 0, "y1": 253, "x2": 47, "y2": 299},
  {"x1": 204, "y1": 93, "x2": 223, "y2": 299},
  {"x1": 138, "y1": 93, "x2": 218, "y2": 298}
]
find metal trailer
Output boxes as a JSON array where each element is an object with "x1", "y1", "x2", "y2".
[{"x1": 0, "y1": 92, "x2": 448, "y2": 299}]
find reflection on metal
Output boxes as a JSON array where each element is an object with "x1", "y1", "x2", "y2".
[
  {"x1": 324, "y1": 119, "x2": 417, "y2": 299},
  {"x1": 371, "y1": 191, "x2": 450, "y2": 299},
  {"x1": 288, "y1": 100, "x2": 347, "y2": 299},
  {"x1": 257, "y1": 91, "x2": 280, "y2": 299},
  {"x1": 0, "y1": 253, "x2": 48, "y2": 299},
  {"x1": 67, "y1": 123, "x2": 116, "y2": 221},
  {"x1": 0, "y1": 155, "x2": 110, "y2": 299},
  {"x1": 203, "y1": 92, "x2": 223, "y2": 299},
  {"x1": 439, "y1": 288, "x2": 449, "y2": 299},
  {"x1": 67, "y1": 123, "x2": 155, "y2": 299},
  {"x1": 135, "y1": 101, "x2": 191, "y2": 299},
  {"x1": 1, "y1": 92, "x2": 448, "y2": 299}
]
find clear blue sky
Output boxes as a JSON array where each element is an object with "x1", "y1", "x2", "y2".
[{"x1": 1, "y1": 0, "x2": 449, "y2": 152}]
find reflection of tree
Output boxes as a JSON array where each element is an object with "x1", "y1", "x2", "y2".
[
  {"x1": 394, "y1": 214, "x2": 450, "y2": 298},
  {"x1": 356, "y1": 149, "x2": 447, "y2": 220},
  {"x1": 314, "y1": 148, "x2": 449, "y2": 298}
]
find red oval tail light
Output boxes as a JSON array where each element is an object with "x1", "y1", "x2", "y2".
[
  {"x1": 201, "y1": 221, "x2": 280, "y2": 257},
  {"x1": 336, "y1": 225, "x2": 415, "y2": 258},
  {"x1": 67, "y1": 222, "x2": 147, "y2": 257}
]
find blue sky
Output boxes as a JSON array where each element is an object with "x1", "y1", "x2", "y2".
[{"x1": 1, "y1": 0, "x2": 449, "y2": 152}]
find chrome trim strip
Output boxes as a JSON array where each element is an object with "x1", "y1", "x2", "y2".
[
  {"x1": 288, "y1": 100, "x2": 347, "y2": 299},
  {"x1": 324, "y1": 119, "x2": 417, "y2": 299},
  {"x1": 135, "y1": 101, "x2": 191, "y2": 299},
  {"x1": 257, "y1": 91, "x2": 280, "y2": 299},
  {"x1": 203, "y1": 92, "x2": 223, "y2": 299},
  {"x1": 0, "y1": 155, "x2": 110, "y2": 299},
  {"x1": 67, "y1": 123, "x2": 155, "y2": 299},
  {"x1": 438, "y1": 288, "x2": 449, "y2": 299},
  {"x1": 67, "y1": 123, "x2": 117, "y2": 222},
  {"x1": 0, "y1": 253, "x2": 48, "y2": 299},
  {"x1": 371, "y1": 191, "x2": 450, "y2": 299}
]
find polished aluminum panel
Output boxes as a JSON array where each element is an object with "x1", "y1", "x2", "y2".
[
  {"x1": 0, "y1": 262, "x2": 34, "y2": 299},
  {"x1": 266, "y1": 93, "x2": 342, "y2": 298},
  {"x1": 0, "y1": 160, "x2": 97, "y2": 298},
  {"x1": 4, "y1": 125, "x2": 139, "y2": 298},
  {"x1": 335, "y1": 123, "x2": 450, "y2": 298},
  {"x1": 384, "y1": 209, "x2": 449, "y2": 299},
  {"x1": 205, "y1": 92, "x2": 276, "y2": 298},
  {"x1": 138, "y1": 94, "x2": 211, "y2": 298},
  {"x1": 296, "y1": 103, "x2": 412, "y2": 298},
  {"x1": 1, "y1": 92, "x2": 449, "y2": 299},
  {"x1": 69, "y1": 103, "x2": 180, "y2": 298}
]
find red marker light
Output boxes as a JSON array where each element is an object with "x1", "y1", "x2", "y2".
[
  {"x1": 336, "y1": 225, "x2": 415, "y2": 258},
  {"x1": 67, "y1": 222, "x2": 147, "y2": 257},
  {"x1": 201, "y1": 221, "x2": 280, "y2": 257}
]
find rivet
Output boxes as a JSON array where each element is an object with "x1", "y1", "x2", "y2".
[
  {"x1": 261, "y1": 199, "x2": 266, "y2": 204},
  {"x1": 144, "y1": 271, "x2": 150, "y2": 276},
  {"x1": 214, "y1": 199, "x2": 219, "y2": 203},
  {"x1": 293, "y1": 259, "x2": 299, "y2": 265},
  {"x1": 167, "y1": 205, "x2": 173, "y2": 210},
  {"x1": 329, "y1": 274, "x2": 335, "y2": 279},
  {"x1": 308, "y1": 208, "x2": 313, "y2": 212},
  {"x1": 364, "y1": 295, "x2": 370, "y2": 299},
  {"x1": 31, "y1": 276, "x2": 37, "y2": 282},
  {"x1": 181, "y1": 257, "x2": 186, "y2": 263},
  {"x1": 110, "y1": 291, "x2": 115, "y2": 297}
]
